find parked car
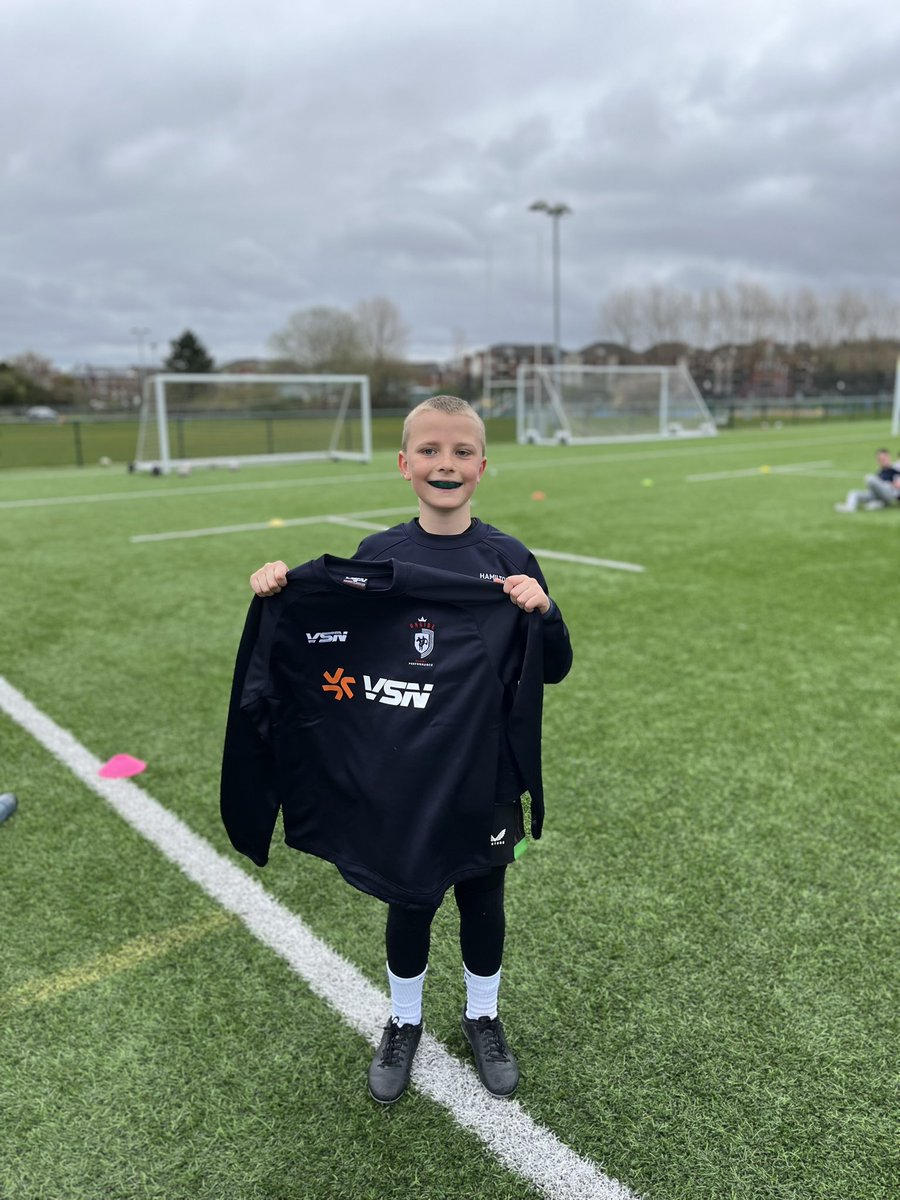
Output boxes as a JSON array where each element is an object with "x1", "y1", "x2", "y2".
[{"x1": 25, "y1": 405, "x2": 58, "y2": 421}]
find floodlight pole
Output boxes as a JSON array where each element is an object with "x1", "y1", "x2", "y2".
[
  {"x1": 529, "y1": 200, "x2": 572, "y2": 378},
  {"x1": 131, "y1": 325, "x2": 151, "y2": 408}
]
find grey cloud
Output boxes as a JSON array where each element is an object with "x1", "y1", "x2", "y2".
[{"x1": 2, "y1": 0, "x2": 898, "y2": 366}]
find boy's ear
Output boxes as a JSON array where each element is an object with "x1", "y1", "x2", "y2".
[{"x1": 398, "y1": 450, "x2": 411, "y2": 480}]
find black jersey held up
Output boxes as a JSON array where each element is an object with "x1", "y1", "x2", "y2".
[
  {"x1": 220, "y1": 555, "x2": 561, "y2": 908},
  {"x1": 354, "y1": 518, "x2": 572, "y2": 684}
]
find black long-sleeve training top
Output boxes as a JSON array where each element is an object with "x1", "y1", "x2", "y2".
[{"x1": 220, "y1": 553, "x2": 572, "y2": 908}]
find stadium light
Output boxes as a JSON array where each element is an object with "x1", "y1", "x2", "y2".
[{"x1": 528, "y1": 200, "x2": 572, "y2": 375}]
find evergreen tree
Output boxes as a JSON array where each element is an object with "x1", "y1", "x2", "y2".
[{"x1": 164, "y1": 330, "x2": 214, "y2": 373}]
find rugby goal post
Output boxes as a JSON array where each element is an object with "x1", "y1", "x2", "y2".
[
  {"x1": 516, "y1": 363, "x2": 716, "y2": 445},
  {"x1": 891, "y1": 354, "x2": 900, "y2": 437},
  {"x1": 133, "y1": 373, "x2": 372, "y2": 474}
]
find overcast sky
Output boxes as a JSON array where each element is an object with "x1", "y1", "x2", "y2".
[{"x1": 2, "y1": 0, "x2": 899, "y2": 368}]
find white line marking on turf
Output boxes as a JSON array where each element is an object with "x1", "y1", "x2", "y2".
[
  {"x1": 532, "y1": 549, "x2": 645, "y2": 574},
  {"x1": 130, "y1": 507, "x2": 411, "y2": 543},
  {"x1": 323, "y1": 515, "x2": 398, "y2": 533},
  {"x1": 0, "y1": 675, "x2": 639, "y2": 1200},
  {"x1": 131, "y1": 511, "x2": 645, "y2": 572},
  {"x1": 686, "y1": 459, "x2": 832, "y2": 482},
  {"x1": 0, "y1": 472, "x2": 402, "y2": 511}
]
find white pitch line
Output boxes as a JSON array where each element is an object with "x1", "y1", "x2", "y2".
[
  {"x1": 130, "y1": 507, "x2": 412, "y2": 543},
  {"x1": 0, "y1": 471, "x2": 401, "y2": 511},
  {"x1": 0, "y1": 675, "x2": 638, "y2": 1200},
  {"x1": 686, "y1": 459, "x2": 833, "y2": 482},
  {"x1": 131, "y1": 512, "x2": 645, "y2": 572},
  {"x1": 531, "y1": 549, "x2": 645, "y2": 574},
  {"x1": 323, "y1": 516, "x2": 395, "y2": 533}
]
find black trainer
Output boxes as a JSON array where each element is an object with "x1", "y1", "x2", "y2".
[
  {"x1": 367, "y1": 1018, "x2": 423, "y2": 1104},
  {"x1": 460, "y1": 1009, "x2": 519, "y2": 1097}
]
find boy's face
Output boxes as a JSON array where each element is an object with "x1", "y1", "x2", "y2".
[{"x1": 399, "y1": 410, "x2": 487, "y2": 523}]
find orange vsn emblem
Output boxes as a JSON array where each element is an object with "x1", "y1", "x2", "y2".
[{"x1": 322, "y1": 667, "x2": 356, "y2": 700}]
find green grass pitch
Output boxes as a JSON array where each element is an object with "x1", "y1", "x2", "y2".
[{"x1": 0, "y1": 421, "x2": 896, "y2": 1200}]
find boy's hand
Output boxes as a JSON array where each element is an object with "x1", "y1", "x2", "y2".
[
  {"x1": 250, "y1": 561, "x2": 289, "y2": 596},
  {"x1": 501, "y1": 574, "x2": 551, "y2": 614}
]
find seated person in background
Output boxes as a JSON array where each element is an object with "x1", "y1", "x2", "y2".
[{"x1": 834, "y1": 449, "x2": 900, "y2": 512}]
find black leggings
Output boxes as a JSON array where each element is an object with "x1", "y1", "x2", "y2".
[{"x1": 385, "y1": 866, "x2": 506, "y2": 978}]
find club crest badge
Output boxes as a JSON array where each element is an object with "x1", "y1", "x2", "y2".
[
  {"x1": 414, "y1": 628, "x2": 434, "y2": 657},
  {"x1": 409, "y1": 616, "x2": 436, "y2": 660}
]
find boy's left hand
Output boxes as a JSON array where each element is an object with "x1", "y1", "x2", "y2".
[{"x1": 501, "y1": 574, "x2": 550, "y2": 614}]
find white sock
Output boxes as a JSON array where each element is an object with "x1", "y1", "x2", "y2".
[
  {"x1": 387, "y1": 964, "x2": 426, "y2": 1025},
  {"x1": 464, "y1": 964, "x2": 501, "y2": 1020}
]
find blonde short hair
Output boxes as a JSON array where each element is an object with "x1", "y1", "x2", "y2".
[{"x1": 401, "y1": 395, "x2": 486, "y2": 455}]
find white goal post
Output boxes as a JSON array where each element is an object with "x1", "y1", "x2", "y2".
[
  {"x1": 133, "y1": 373, "x2": 372, "y2": 474},
  {"x1": 891, "y1": 354, "x2": 900, "y2": 437},
  {"x1": 516, "y1": 363, "x2": 717, "y2": 445}
]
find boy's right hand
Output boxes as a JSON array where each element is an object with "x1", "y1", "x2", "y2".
[{"x1": 250, "y1": 561, "x2": 289, "y2": 596}]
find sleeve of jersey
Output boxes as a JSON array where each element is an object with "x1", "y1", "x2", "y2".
[
  {"x1": 219, "y1": 596, "x2": 282, "y2": 866},
  {"x1": 506, "y1": 610, "x2": 548, "y2": 839},
  {"x1": 525, "y1": 552, "x2": 573, "y2": 684}
]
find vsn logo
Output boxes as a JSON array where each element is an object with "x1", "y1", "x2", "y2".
[
  {"x1": 307, "y1": 631, "x2": 348, "y2": 643},
  {"x1": 363, "y1": 676, "x2": 434, "y2": 708}
]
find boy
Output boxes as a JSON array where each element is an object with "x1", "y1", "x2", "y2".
[
  {"x1": 834, "y1": 448, "x2": 900, "y2": 512},
  {"x1": 246, "y1": 395, "x2": 572, "y2": 1102}
]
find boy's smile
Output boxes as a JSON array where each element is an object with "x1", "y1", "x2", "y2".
[{"x1": 399, "y1": 410, "x2": 487, "y2": 534}]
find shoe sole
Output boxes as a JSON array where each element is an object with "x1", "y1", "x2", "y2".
[{"x1": 367, "y1": 1084, "x2": 406, "y2": 1106}]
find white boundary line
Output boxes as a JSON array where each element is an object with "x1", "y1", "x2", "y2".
[
  {"x1": 685, "y1": 460, "x2": 832, "y2": 482},
  {"x1": 130, "y1": 507, "x2": 412, "y2": 543},
  {"x1": 131, "y1": 509, "x2": 646, "y2": 573},
  {"x1": 532, "y1": 549, "x2": 645, "y2": 574},
  {"x1": 0, "y1": 675, "x2": 639, "y2": 1200},
  {"x1": 0, "y1": 472, "x2": 402, "y2": 511}
]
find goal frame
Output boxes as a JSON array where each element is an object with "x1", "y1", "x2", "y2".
[
  {"x1": 133, "y1": 373, "x2": 372, "y2": 474},
  {"x1": 515, "y1": 363, "x2": 716, "y2": 446}
]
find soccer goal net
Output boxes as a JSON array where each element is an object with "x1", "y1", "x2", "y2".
[
  {"x1": 516, "y1": 364, "x2": 716, "y2": 445},
  {"x1": 133, "y1": 373, "x2": 372, "y2": 474}
]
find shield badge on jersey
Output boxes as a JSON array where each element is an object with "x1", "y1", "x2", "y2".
[{"x1": 414, "y1": 629, "x2": 434, "y2": 658}]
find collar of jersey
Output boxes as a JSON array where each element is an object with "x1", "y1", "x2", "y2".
[
  {"x1": 311, "y1": 555, "x2": 411, "y2": 594},
  {"x1": 405, "y1": 518, "x2": 490, "y2": 547}
]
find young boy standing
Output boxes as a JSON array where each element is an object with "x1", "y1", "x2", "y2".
[{"x1": 247, "y1": 395, "x2": 572, "y2": 1103}]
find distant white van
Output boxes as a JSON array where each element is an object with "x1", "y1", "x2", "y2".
[{"x1": 25, "y1": 405, "x2": 58, "y2": 421}]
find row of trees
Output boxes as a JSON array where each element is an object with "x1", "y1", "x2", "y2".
[
  {"x1": 0, "y1": 332, "x2": 216, "y2": 409},
  {"x1": 0, "y1": 297, "x2": 411, "y2": 409},
  {"x1": 3, "y1": 286, "x2": 898, "y2": 410},
  {"x1": 599, "y1": 283, "x2": 900, "y2": 352}
]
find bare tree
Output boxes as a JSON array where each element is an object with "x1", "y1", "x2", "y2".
[
  {"x1": 355, "y1": 296, "x2": 409, "y2": 363},
  {"x1": 10, "y1": 351, "x2": 55, "y2": 387},
  {"x1": 598, "y1": 287, "x2": 641, "y2": 347},
  {"x1": 269, "y1": 306, "x2": 366, "y2": 373},
  {"x1": 791, "y1": 288, "x2": 823, "y2": 346}
]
